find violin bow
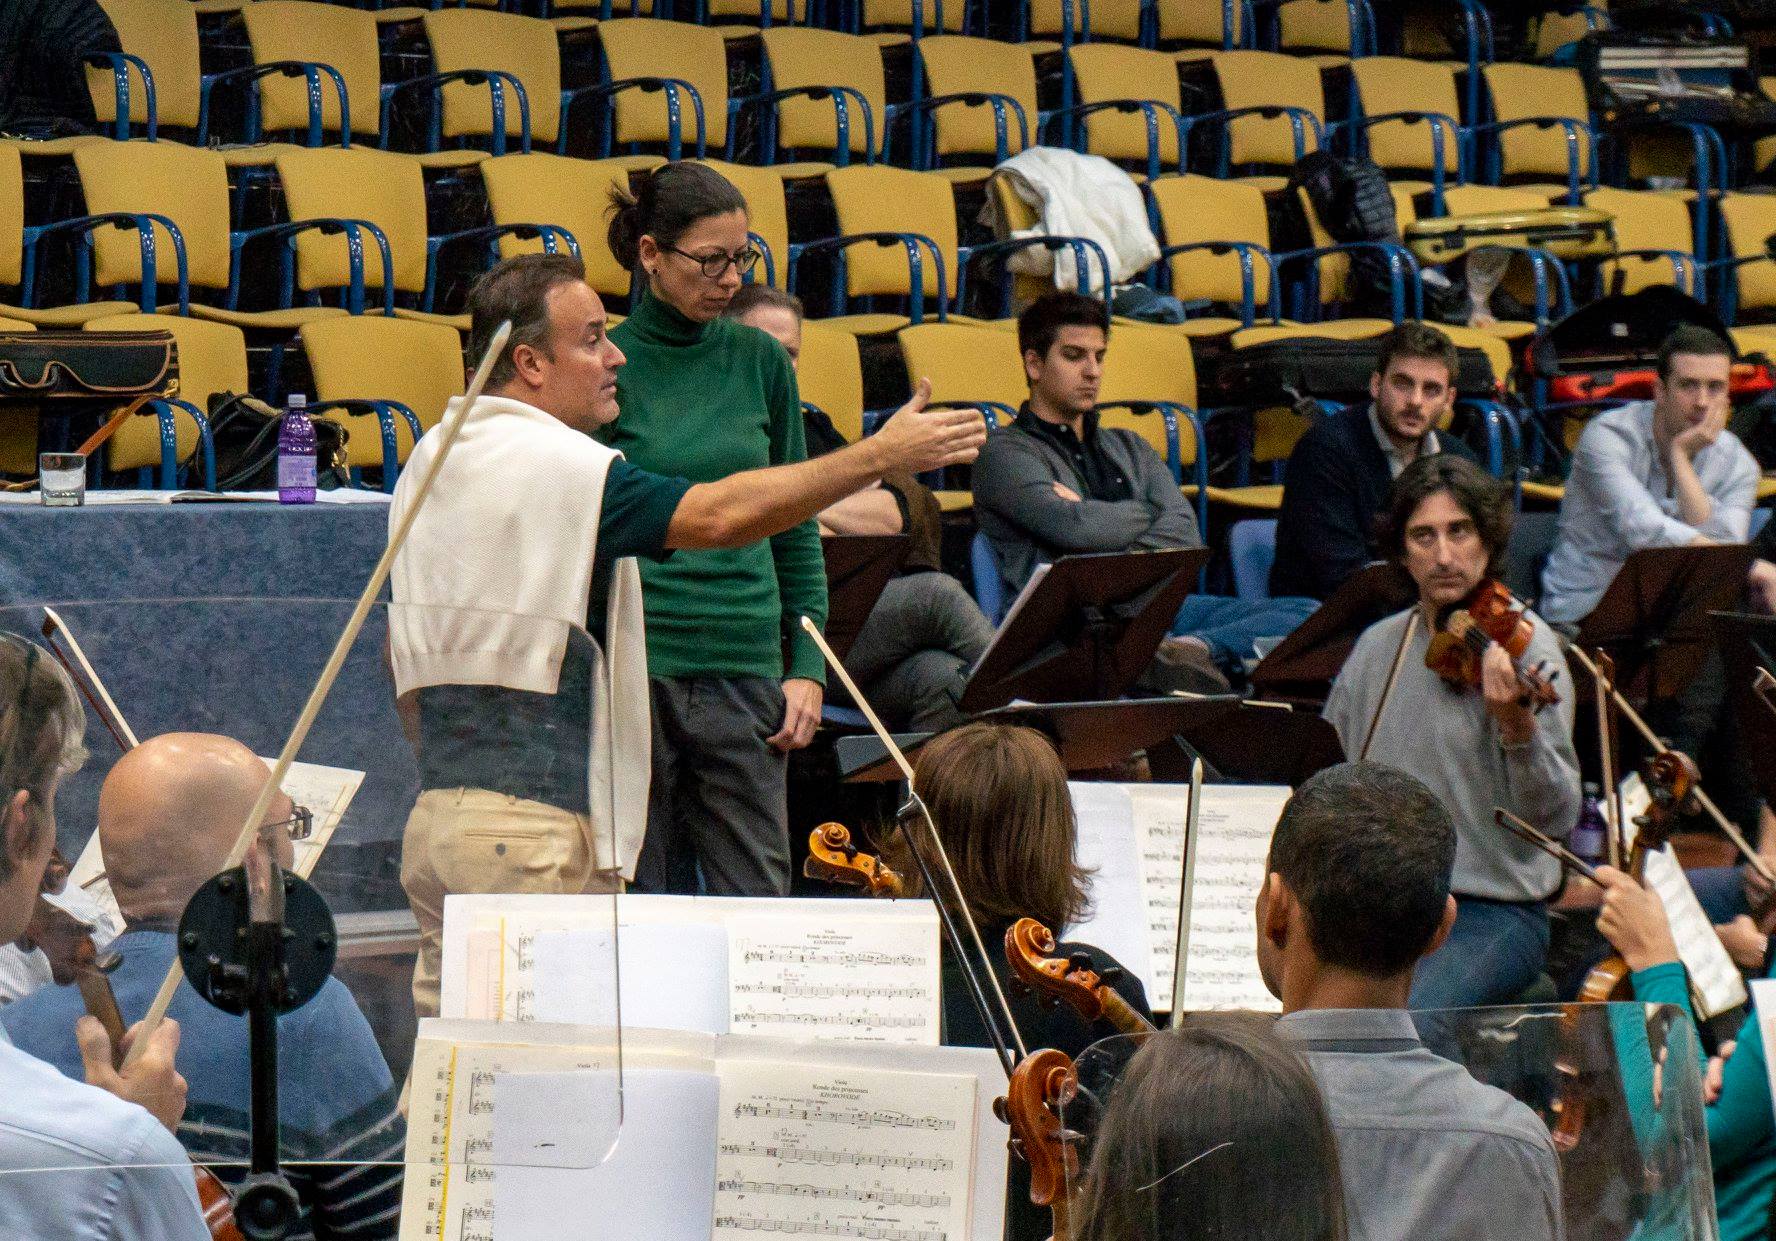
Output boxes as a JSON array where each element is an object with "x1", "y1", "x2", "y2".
[
  {"x1": 1755, "y1": 668, "x2": 1776, "y2": 726},
  {"x1": 1168, "y1": 757, "x2": 1202, "y2": 1028},
  {"x1": 1561, "y1": 639, "x2": 1776, "y2": 889},
  {"x1": 1593, "y1": 650, "x2": 1622, "y2": 870},
  {"x1": 799, "y1": 616, "x2": 1029, "y2": 1076},
  {"x1": 40, "y1": 607, "x2": 138, "y2": 752},
  {"x1": 1495, "y1": 807, "x2": 1602, "y2": 885},
  {"x1": 124, "y1": 322, "x2": 513, "y2": 1068},
  {"x1": 1357, "y1": 609, "x2": 1419, "y2": 763}
]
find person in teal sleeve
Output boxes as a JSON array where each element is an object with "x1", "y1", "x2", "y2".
[{"x1": 1596, "y1": 863, "x2": 1776, "y2": 1241}]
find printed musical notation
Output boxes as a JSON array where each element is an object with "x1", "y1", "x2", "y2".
[
  {"x1": 716, "y1": 1180, "x2": 951, "y2": 1210},
  {"x1": 714, "y1": 1062, "x2": 976, "y2": 1241},
  {"x1": 715, "y1": 1217, "x2": 944, "y2": 1240},
  {"x1": 727, "y1": 916, "x2": 940, "y2": 1044}
]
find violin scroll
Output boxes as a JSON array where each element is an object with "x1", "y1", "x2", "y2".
[
  {"x1": 1006, "y1": 919, "x2": 1108, "y2": 1023},
  {"x1": 995, "y1": 1050, "x2": 1082, "y2": 1219},
  {"x1": 803, "y1": 822, "x2": 903, "y2": 897}
]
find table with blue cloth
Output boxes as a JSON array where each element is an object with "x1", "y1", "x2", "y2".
[{"x1": 0, "y1": 496, "x2": 410, "y2": 913}]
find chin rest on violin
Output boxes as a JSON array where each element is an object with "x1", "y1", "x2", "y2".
[
  {"x1": 803, "y1": 822, "x2": 903, "y2": 897},
  {"x1": 1425, "y1": 580, "x2": 1560, "y2": 711}
]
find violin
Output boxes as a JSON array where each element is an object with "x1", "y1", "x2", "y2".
[
  {"x1": 802, "y1": 822, "x2": 902, "y2": 897},
  {"x1": 1424, "y1": 581, "x2": 1561, "y2": 711},
  {"x1": 994, "y1": 1049, "x2": 1083, "y2": 1241},
  {"x1": 1578, "y1": 750, "x2": 1700, "y2": 1004},
  {"x1": 1004, "y1": 918, "x2": 1155, "y2": 1037}
]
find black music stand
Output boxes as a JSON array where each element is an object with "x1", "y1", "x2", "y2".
[
  {"x1": 1574, "y1": 544, "x2": 1754, "y2": 703},
  {"x1": 818, "y1": 534, "x2": 910, "y2": 661},
  {"x1": 837, "y1": 694, "x2": 1242, "y2": 782},
  {"x1": 1712, "y1": 609, "x2": 1776, "y2": 810},
  {"x1": 1249, "y1": 563, "x2": 1417, "y2": 706},
  {"x1": 957, "y1": 548, "x2": 1209, "y2": 714},
  {"x1": 1146, "y1": 700, "x2": 1346, "y2": 788}
]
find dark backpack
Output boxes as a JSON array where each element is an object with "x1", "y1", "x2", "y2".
[{"x1": 1289, "y1": 151, "x2": 1406, "y2": 319}]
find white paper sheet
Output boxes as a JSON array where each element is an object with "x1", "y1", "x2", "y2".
[
  {"x1": 1065, "y1": 782, "x2": 1151, "y2": 988},
  {"x1": 1752, "y1": 979, "x2": 1776, "y2": 1132},
  {"x1": 493, "y1": 1069, "x2": 720, "y2": 1241},
  {"x1": 442, "y1": 894, "x2": 942, "y2": 1043},
  {"x1": 727, "y1": 914, "x2": 939, "y2": 1043},
  {"x1": 713, "y1": 1058, "x2": 977, "y2": 1241},
  {"x1": 1622, "y1": 774, "x2": 1750, "y2": 1018},
  {"x1": 1171, "y1": 784, "x2": 1287, "y2": 1012}
]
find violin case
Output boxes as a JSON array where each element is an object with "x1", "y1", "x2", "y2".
[
  {"x1": 1404, "y1": 208, "x2": 1616, "y2": 266},
  {"x1": 0, "y1": 331, "x2": 177, "y2": 401},
  {"x1": 1199, "y1": 334, "x2": 1500, "y2": 408},
  {"x1": 1525, "y1": 286, "x2": 1774, "y2": 404}
]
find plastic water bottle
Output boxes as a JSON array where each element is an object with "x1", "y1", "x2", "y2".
[
  {"x1": 277, "y1": 394, "x2": 317, "y2": 504},
  {"x1": 1570, "y1": 783, "x2": 1608, "y2": 867}
]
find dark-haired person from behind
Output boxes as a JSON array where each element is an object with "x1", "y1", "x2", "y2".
[
  {"x1": 885, "y1": 722, "x2": 1151, "y2": 1241},
  {"x1": 1271, "y1": 322, "x2": 1477, "y2": 600},
  {"x1": 1323, "y1": 455, "x2": 1579, "y2": 1009},
  {"x1": 1258, "y1": 761, "x2": 1564, "y2": 1241},
  {"x1": 973, "y1": 292, "x2": 1317, "y2": 688},
  {"x1": 1073, "y1": 1013, "x2": 1347, "y2": 1241},
  {"x1": 724, "y1": 285, "x2": 994, "y2": 731}
]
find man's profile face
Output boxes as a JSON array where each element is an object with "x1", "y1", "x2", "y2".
[
  {"x1": 1370, "y1": 355, "x2": 1451, "y2": 447},
  {"x1": 528, "y1": 280, "x2": 626, "y2": 432},
  {"x1": 1401, "y1": 488, "x2": 1489, "y2": 610},
  {"x1": 1653, "y1": 350, "x2": 1730, "y2": 440},
  {"x1": 1025, "y1": 324, "x2": 1106, "y2": 420}
]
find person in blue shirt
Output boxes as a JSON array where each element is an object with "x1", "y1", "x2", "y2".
[
  {"x1": 2, "y1": 732, "x2": 403, "y2": 1241},
  {"x1": 1596, "y1": 862, "x2": 1776, "y2": 1241},
  {"x1": 0, "y1": 636, "x2": 206, "y2": 1241}
]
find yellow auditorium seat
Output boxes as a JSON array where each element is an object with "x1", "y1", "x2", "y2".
[
  {"x1": 703, "y1": 0, "x2": 810, "y2": 40},
  {"x1": 299, "y1": 315, "x2": 465, "y2": 476},
  {"x1": 1147, "y1": 174, "x2": 1285, "y2": 336},
  {"x1": 916, "y1": 36, "x2": 1041, "y2": 183},
  {"x1": 0, "y1": 144, "x2": 138, "y2": 325},
  {"x1": 596, "y1": 20, "x2": 731, "y2": 162},
  {"x1": 753, "y1": 28, "x2": 888, "y2": 174},
  {"x1": 1721, "y1": 193, "x2": 1776, "y2": 347},
  {"x1": 851, "y1": 0, "x2": 966, "y2": 45},
  {"x1": 798, "y1": 321, "x2": 866, "y2": 443},
  {"x1": 87, "y1": 313, "x2": 241, "y2": 479},
  {"x1": 1583, "y1": 186, "x2": 1696, "y2": 296},
  {"x1": 1350, "y1": 58, "x2": 1465, "y2": 211},
  {"x1": 1028, "y1": 0, "x2": 1140, "y2": 48},
  {"x1": 897, "y1": 321, "x2": 1028, "y2": 423},
  {"x1": 90, "y1": 0, "x2": 201, "y2": 139},
  {"x1": 275, "y1": 146, "x2": 474, "y2": 327},
  {"x1": 1064, "y1": 43, "x2": 1193, "y2": 182},
  {"x1": 1480, "y1": 64, "x2": 1597, "y2": 203},
  {"x1": 1097, "y1": 318, "x2": 1212, "y2": 513},
  {"x1": 479, "y1": 154, "x2": 636, "y2": 303},
  {"x1": 810, "y1": 165, "x2": 958, "y2": 335},
  {"x1": 1203, "y1": 51, "x2": 1326, "y2": 189},
  {"x1": 71, "y1": 139, "x2": 349, "y2": 330},
  {"x1": 1153, "y1": 0, "x2": 1245, "y2": 54},
  {"x1": 422, "y1": 10, "x2": 609, "y2": 156},
  {"x1": 1275, "y1": 0, "x2": 1367, "y2": 64}
]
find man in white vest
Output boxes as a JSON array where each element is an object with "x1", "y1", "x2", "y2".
[{"x1": 389, "y1": 253, "x2": 985, "y2": 1017}]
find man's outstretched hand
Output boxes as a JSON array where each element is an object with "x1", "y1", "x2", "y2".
[{"x1": 871, "y1": 378, "x2": 988, "y2": 474}]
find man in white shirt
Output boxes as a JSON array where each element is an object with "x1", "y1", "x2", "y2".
[
  {"x1": 0, "y1": 636, "x2": 206, "y2": 1240},
  {"x1": 392, "y1": 253, "x2": 987, "y2": 1018},
  {"x1": 1542, "y1": 325, "x2": 1759, "y2": 624}
]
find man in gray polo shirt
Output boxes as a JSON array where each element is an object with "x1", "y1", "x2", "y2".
[{"x1": 1256, "y1": 762, "x2": 1564, "y2": 1241}]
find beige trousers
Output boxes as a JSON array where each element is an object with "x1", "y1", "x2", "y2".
[{"x1": 400, "y1": 787, "x2": 622, "y2": 1019}]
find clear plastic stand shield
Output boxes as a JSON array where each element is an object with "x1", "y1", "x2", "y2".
[
  {"x1": 1059, "y1": 1004, "x2": 1718, "y2": 1241},
  {"x1": 0, "y1": 599, "x2": 624, "y2": 1235}
]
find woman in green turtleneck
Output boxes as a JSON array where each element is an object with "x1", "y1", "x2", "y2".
[{"x1": 600, "y1": 162, "x2": 827, "y2": 897}]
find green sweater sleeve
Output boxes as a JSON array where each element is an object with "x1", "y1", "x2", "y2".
[
  {"x1": 765, "y1": 355, "x2": 829, "y2": 683},
  {"x1": 1632, "y1": 961, "x2": 1774, "y2": 1172}
]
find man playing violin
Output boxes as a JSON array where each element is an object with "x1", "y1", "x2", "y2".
[
  {"x1": 0, "y1": 638, "x2": 208, "y2": 1240},
  {"x1": 1258, "y1": 762, "x2": 1563, "y2": 1241},
  {"x1": 1324, "y1": 455, "x2": 1580, "y2": 1008}
]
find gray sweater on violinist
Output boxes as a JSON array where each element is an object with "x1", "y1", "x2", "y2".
[{"x1": 1324, "y1": 606, "x2": 1581, "y2": 903}]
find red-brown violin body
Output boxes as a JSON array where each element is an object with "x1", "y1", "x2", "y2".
[{"x1": 1425, "y1": 581, "x2": 1561, "y2": 711}]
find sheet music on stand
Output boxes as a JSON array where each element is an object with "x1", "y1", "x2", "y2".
[
  {"x1": 441, "y1": 893, "x2": 943, "y2": 1044},
  {"x1": 1068, "y1": 781, "x2": 1288, "y2": 1013},
  {"x1": 65, "y1": 758, "x2": 362, "y2": 927},
  {"x1": 1617, "y1": 773, "x2": 1748, "y2": 1018},
  {"x1": 400, "y1": 1021, "x2": 1007, "y2": 1241}
]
